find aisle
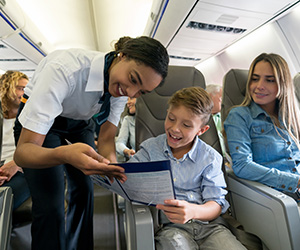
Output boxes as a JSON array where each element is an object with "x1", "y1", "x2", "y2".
[
  {"x1": 9, "y1": 185, "x2": 126, "y2": 250},
  {"x1": 93, "y1": 185, "x2": 119, "y2": 250}
]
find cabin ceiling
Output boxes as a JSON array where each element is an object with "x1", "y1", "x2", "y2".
[{"x1": 0, "y1": 0, "x2": 299, "y2": 78}]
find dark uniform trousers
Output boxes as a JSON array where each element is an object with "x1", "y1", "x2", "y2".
[{"x1": 14, "y1": 101, "x2": 95, "y2": 250}]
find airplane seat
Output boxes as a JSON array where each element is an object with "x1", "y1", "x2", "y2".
[
  {"x1": 221, "y1": 69, "x2": 248, "y2": 130},
  {"x1": 222, "y1": 68, "x2": 300, "y2": 250},
  {"x1": 293, "y1": 72, "x2": 300, "y2": 104},
  {"x1": 12, "y1": 197, "x2": 32, "y2": 225},
  {"x1": 135, "y1": 65, "x2": 205, "y2": 147},
  {"x1": 0, "y1": 186, "x2": 13, "y2": 250},
  {"x1": 123, "y1": 65, "x2": 225, "y2": 250}
]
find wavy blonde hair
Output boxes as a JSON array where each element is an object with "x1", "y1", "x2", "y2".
[
  {"x1": 0, "y1": 70, "x2": 28, "y2": 118},
  {"x1": 241, "y1": 53, "x2": 300, "y2": 149}
]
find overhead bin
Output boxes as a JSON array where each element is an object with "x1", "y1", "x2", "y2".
[
  {"x1": 147, "y1": 0, "x2": 300, "y2": 66},
  {"x1": 0, "y1": 0, "x2": 50, "y2": 76}
]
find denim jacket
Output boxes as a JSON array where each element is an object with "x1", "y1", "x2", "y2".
[{"x1": 224, "y1": 102, "x2": 300, "y2": 193}]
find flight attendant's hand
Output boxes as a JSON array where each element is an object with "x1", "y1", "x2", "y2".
[{"x1": 63, "y1": 143, "x2": 127, "y2": 183}]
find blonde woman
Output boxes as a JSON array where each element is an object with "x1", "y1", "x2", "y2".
[
  {"x1": 0, "y1": 70, "x2": 30, "y2": 210},
  {"x1": 224, "y1": 53, "x2": 300, "y2": 197}
]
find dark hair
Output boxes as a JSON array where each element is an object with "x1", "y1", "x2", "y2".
[{"x1": 114, "y1": 36, "x2": 169, "y2": 84}]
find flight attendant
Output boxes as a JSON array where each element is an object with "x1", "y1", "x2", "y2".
[{"x1": 14, "y1": 36, "x2": 169, "y2": 250}]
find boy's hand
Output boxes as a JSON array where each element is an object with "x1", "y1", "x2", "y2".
[{"x1": 156, "y1": 199, "x2": 195, "y2": 224}]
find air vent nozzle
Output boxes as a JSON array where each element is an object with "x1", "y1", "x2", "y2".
[
  {"x1": 170, "y1": 55, "x2": 201, "y2": 61},
  {"x1": 0, "y1": 58, "x2": 27, "y2": 61},
  {"x1": 187, "y1": 21, "x2": 246, "y2": 34}
]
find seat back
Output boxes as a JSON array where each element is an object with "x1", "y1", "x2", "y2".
[
  {"x1": 0, "y1": 187, "x2": 13, "y2": 250},
  {"x1": 135, "y1": 65, "x2": 205, "y2": 148},
  {"x1": 293, "y1": 72, "x2": 300, "y2": 104},
  {"x1": 135, "y1": 65, "x2": 221, "y2": 153},
  {"x1": 125, "y1": 66, "x2": 229, "y2": 250},
  {"x1": 0, "y1": 102, "x2": 13, "y2": 250},
  {"x1": 135, "y1": 65, "x2": 223, "y2": 225},
  {"x1": 221, "y1": 69, "x2": 248, "y2": 123}
]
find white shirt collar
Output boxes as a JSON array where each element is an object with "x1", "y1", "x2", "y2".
[{"x1": 85, "y1": 52, "x2": 105, "y2": 92}]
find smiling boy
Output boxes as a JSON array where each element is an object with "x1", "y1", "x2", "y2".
[{"x1": 129, "y1": 87, "x2": 245, "y2": 249}]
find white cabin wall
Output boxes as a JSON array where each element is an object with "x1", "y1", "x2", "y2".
[
  {"x1": 196, "y1": 4, "x2": 300, "y2": 86},
  {"x1": 193, "y1": 56, "x2": 227, "y2": 86},
  {"x1": 277, "y1": 5, "x2": 300, "y2": 68}
]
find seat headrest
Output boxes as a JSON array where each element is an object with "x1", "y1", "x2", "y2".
[
  {"x1": 135, "y1": 65, "x2": 206, "y2": 149},
  {"x1": 224, "y1": 69, "x2": 248, "y2": 96},
  {"x1": 221, "y1": 69, "x2": 248, "y2": 122},
  {"x1": 293, "y1": 72, "x2": 300, "y2": 103},
  {"x1": 154, "y1": 65, "x2": 205, "y2": 96},
  {"x1": 137, "y1": 65, "x2": 206, "y2": 121}
]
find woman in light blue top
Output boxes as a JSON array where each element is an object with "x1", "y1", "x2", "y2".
[
  {"x1": 224, "y1": 53, "x2": 300, "y2": 195},
  {"x1": 116, "y1": 97, "x2": 136, "y2": 159}
]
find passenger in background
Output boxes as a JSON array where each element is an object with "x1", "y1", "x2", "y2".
[
  {"x1": 0, "y1": 71, "x2": 30, "y2": 210},
  {"x1": 13, "y1": 36, "x2": 169, "y2": 250},
  {"x1": 129, "y1": 87, "x2": 246, "y2": 250},
  {"x1": 205, "y1": 84, "x2": 222, "y2": 131},
  {"x1": 224, "y1": 53, "x2": 300, "y2": 199},
  {"x1": 206, "y1": 84, "x2": 226, "y2": 157},
  {"x1": 116, "y1": 97, "x2": 136, "y2": 161}
]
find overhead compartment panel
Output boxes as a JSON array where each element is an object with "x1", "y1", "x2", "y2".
[{"x1": 152, "y1": 0, "x2": 299, "y2": 66}]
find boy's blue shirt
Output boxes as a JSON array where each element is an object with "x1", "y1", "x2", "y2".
[
  {"x1": 128, "y1": 133, "x2": 229, "y2": 213},
  {"x1": 224, "y1": 102, "x2": 300, "y2": 192}
]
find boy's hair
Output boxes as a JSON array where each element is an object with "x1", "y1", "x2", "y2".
[{"x1": 168, "y1": 87, "x2": 213, "y2": 125}]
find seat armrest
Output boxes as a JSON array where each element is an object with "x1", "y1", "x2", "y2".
[
  {"x1": 226, "y1": 168, "x2": 300, "y2": 250},
  {"x1": 0, "y1": 187, "x2": 13, "y2": 250},
  {"x1": 124, "y1": 200, "x2": 155, "y2": 250},
  {"x1": 12, "y1": 197, "x2": 32, "y2": 225}
]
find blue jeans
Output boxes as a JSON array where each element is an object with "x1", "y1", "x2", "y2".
[
  {"x1": 15, "y1": 109, "x2": 95, "y2": 250},
  {"x1": 3, "y1": 171, "x2": 30, "y2": 210}
]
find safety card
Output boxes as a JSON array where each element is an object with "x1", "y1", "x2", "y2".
[{"x1": 91, "y1": 160, "x2": 176, "y2": 206}]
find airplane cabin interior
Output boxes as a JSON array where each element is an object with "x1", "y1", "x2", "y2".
[{"x1": 1, "y1": 0, "x2": 300, "y2": 249}]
